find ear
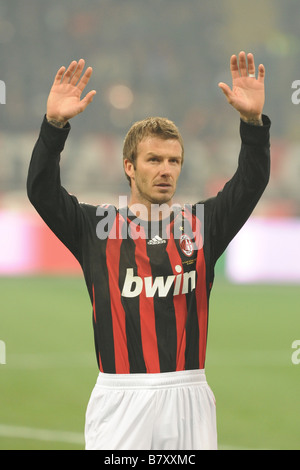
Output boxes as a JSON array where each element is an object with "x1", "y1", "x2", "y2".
[{"x1": 124, "y1": 159, "x2": 135, "y2": 182}]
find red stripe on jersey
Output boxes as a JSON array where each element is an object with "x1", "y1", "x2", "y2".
[
  {"x1": 184, "y1": 209, "x2": 208, "y2": 369},
  {"x1": 166, "y1": 228, "x2": 187, "y2": 371},
  {"x1": 106, "y1": 214, "x2": 130, "y2": 374},
  {"x1": 98, "y1": 352, "x2": 103, "y2": 373},
  {"x1": 132, "y1": 224, "x2": 160, "y2": 373},
  {"x1": 196, "y1": 250, "x2": 208, "y2": 369}
]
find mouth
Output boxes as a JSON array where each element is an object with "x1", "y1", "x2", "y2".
[{"x1": 155, "y1": 183, "x2": 172, "y2": 188}]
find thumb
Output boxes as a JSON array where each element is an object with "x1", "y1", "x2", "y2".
[
  {"x1": 80, "y1": 90, "x2": 97, "y2": 110},
  {"x1": 218, "y1": 82, "x2": 236, "y2": 106},
  {"x1": 218, "y1": 82, "x2": 232, "y2": 99}
]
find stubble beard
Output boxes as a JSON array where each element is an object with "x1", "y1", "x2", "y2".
[{"x1": 134, "y1": 178, "x2": 175, "y2": 207}]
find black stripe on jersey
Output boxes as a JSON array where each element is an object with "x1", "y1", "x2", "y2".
[
  {"x1": 172, "y1": 209, "x2": 200, "y2": 370},
  {"x1": 146, "y1": 223, "x2": 177, "y2": 373},
  {"x1": 184, "y1": 292, "x2": 200, "y2": 370}
]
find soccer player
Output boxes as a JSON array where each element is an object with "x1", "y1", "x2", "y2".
[{"x1": 27, "y1": 51, "x2": 270, "y2": 450}]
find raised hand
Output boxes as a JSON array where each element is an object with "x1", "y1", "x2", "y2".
[
  {"x1": 46, "y1": 59, "x2": 96, "y2": 126},
  {"x1": 218, "y1": 51, "x2": 265, "y2": 123}
]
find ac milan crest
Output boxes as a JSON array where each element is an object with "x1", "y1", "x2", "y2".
[{"x1": 179, "y1": 234, "x2": 194, "y2": 257}]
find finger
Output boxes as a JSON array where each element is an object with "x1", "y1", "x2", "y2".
[
  {"x1": 69, "y1": 59, "x2": 86, "y2": 85},
  {"x1": 238, "y1": 51, "x2": 247, "y2": 77},
  {"x1": 247, "y1": 53, "x2": 256, "y2": 77},
  {"x1": 257, "y1": 63, "x2": 265, "y2": 83},
  {"x1": 51, "y1": 66, "x2": 66, "y2": 87},
  {"x1": 55, "y1": 66, "x2": 66, "y2": 81},
  {"x1": 230, "y1": 54, "x2": 240, "y2": 80},
  {"x1": 61, "y1": 60, "x2": 78, "y2": 84},
  {"x1": 77, "y1": 66, "x2": 94, "y2": 93}
]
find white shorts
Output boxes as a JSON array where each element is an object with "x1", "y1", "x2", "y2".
[{"x1": 85, "y1": 369, "x2": 218, "y2": 450}]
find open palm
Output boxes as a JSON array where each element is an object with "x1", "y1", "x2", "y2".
[
  {"x1": 47, "y1": 59, "x2": 96, "y2": 124},
  {"x1": 219, "y1": 52, "x2": 265, "y2": 121}
]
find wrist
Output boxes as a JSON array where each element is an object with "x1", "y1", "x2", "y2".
[
  {"x1": 46, "y1": 115, "x2": 68, "y2": 128},
  {"x1": 240, "y1": 114, "x2": 263, "y2": 126}
]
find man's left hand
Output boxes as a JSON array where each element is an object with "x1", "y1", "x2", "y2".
[{"x1": 218, "y1": 51, "x2": 265, "y2": 124}]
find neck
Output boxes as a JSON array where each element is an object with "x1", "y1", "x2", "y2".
[{"x1": 128, "y1": 195, "x2": 174, "y2": 221}]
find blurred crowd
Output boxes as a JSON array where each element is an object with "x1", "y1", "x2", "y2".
[{"x1": 0, "y1": 0, "x2": 300, "y2": 214}]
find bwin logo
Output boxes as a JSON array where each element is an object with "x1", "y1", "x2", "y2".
[
  {"x1": 0, "y1": 80, "x2": 6, "y2": 104},
  {"x1": 121, "y1": 265, "x2": 196, "y2": 298}
]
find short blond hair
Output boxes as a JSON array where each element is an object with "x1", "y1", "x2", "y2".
[{"x1": 123, "y1": 117, "x2": 184, "y2": 186}]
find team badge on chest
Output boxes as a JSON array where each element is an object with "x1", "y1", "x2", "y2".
[{"x1": 179, "y1": 234, "x2": 194, "y2": 257}]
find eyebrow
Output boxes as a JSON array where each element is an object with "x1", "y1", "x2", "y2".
[{"x1": 146, "y1": 152, "x2": 182, "y2": 160}]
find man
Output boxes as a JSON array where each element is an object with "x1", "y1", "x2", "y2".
[{"x1": 27, "y1": 51, "x2": 270, "y2": 450}]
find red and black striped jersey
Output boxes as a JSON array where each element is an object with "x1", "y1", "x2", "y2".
[
  {"x1": 89, "y1": 203, "x2": 207, "y2": 373},
  {"x1": 27, "y1": 115, "x2": 271, "y2": 374}
]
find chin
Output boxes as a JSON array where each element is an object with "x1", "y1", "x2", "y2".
[
  {"x1": 150, "y1": 193, "x2": 174, "y2": 205},
  {"x1": 135, "y1": 184, "x2": 175, "y2": 206}
]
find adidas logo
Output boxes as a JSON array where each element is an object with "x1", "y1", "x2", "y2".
[{"x1": 147, "y1": 235, "x2": 167, "y2": 245}]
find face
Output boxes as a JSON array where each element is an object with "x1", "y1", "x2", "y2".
[{"x1": 124, "y1": 136, "x2": 183, "y2": 207}]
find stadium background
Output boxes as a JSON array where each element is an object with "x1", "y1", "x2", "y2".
[{"x1": 0, "y1": 0, "x2": 299, "y2": 449}]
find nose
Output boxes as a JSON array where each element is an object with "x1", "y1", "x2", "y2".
[{"x1": 159, "y1": 160, "x2": 172, "y2": 177}]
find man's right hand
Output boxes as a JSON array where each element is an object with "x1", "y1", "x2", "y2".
[{"x1": 46, "y1": 59, "x2": 96, "y2": 127}]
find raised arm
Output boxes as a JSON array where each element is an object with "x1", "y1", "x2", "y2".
[
  {"x1": 27, "y1": 59, "x2": 97, "y2": 261},
  {"x1": 46, "y1": 59, "x2": 97, "y2": 127},
  {"x1": 204, "y1": 51, "x2": 270, "y2": 266},
  {"x1": 218, "y1": 51, "x2": 265, "y2": 125}
]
